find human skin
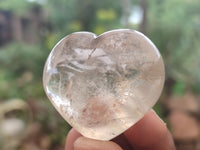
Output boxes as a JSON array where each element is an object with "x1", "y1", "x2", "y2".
[{"x1": 65, "y1": 110, "x2": 176, "y2": 150}]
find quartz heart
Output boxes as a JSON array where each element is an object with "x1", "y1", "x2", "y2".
[{"x1": 43, "y1": 29, "x2": 165, "y2": 140}]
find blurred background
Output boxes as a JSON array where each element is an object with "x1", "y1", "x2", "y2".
[{"x1": 0, "y1": 0, "x2": 200, "y2": 149}]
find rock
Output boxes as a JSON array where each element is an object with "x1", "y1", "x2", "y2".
[
  {"x1": 197, "y1": 140, "x2": 200, "y2": 150},
  {"x1": 25, "y1": 122, "x2": 42, "y2": 140},
  {"x1": 39, "y1": 135, "x2": 51, "y2": 150},
  {"x1": 177, "y1": 142, "x2": 195, "y2": 150},
  {"x1": 23, "y1": 142, "x2": 40, "y2": 150},
  {"x1": 0, "y1": 118, "x2": 25, "y2": 138},
  {"x1": 168, "y1": 110, "x2": 200, "y2": 141},
  {"x1": 167, "y1": 93, "x2": 199, "y2": 114}
]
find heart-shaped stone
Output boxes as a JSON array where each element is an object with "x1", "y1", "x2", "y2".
[{"x1": 43, "y1": 29, "x2": 165, "y2": 140}]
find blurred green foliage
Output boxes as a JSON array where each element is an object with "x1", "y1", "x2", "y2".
[
  {"x1": 172, "y1": 81, "x2": 186, "y2": 95},
  {"x1": 45, "y1": 0, "x2": 122, "y2": 36},
  {"x1": 148, "y1": 0, "x2": 200, "y2": 90},
  {"x1": 0, "y1": 43, "x2": 48, "y2": 99},
  {"x1": 0, "y1": 43, "x2": 47, "y2": 77},
  {"x1": 0, "y1": 0, "x2": 39, "y2": 15}
]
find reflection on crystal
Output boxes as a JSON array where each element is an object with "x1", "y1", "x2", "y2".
[{"x1": 43, "y1": 29, "x2": 165, "y2": 140}]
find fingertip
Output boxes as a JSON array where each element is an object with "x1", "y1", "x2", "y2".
[
  {"x1": 124, "y1": 109, "x2": 175, "y2": 150},
  {"x1": 65, "y1": 128, "x2": 82, "y2": 150}
]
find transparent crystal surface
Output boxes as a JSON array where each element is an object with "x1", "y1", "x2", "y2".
[{"x1": 43, "y1": 29, "x2": 165, "y2": 140}]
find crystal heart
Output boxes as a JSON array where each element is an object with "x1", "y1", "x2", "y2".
[{"x1": 43, "y1": 29, "x2": 165, "y2": 140}]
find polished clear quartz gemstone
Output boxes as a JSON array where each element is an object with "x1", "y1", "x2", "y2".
[{"x1": 43, "y1": 29, "x2": 165, "y2": 140}]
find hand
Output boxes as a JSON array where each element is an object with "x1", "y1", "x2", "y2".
[{"x1": 65, "y1": 109, "x2": 176, "y2": 150}]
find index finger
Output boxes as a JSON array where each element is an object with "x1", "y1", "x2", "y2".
[{"x1": 124, "y1": 110, "x2": 176, "y2": 150}]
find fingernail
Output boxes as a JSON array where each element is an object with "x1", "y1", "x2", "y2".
[
  {"x1": 74, "y1": 137, "x2": 89, "y2": 150},
  {"x1": 74, "y1": 137, "x2": 100, "y2": 150},
  {"x1": 74, "y1": 136, "x2": 122, "y2": 150}
]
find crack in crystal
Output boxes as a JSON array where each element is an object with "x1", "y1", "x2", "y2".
[{"x1": 88, "y1": 47, "x2": 97, "y2": 60}]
